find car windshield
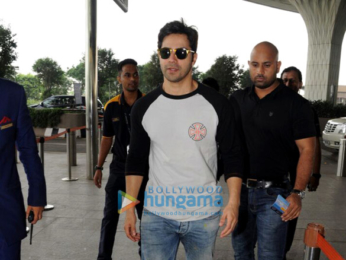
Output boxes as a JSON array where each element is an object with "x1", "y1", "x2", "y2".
[{"x1": 42, "y1": 97, "x2": 56, "y2": 106}]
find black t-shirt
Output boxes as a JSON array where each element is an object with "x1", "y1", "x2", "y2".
[
  {"x1": 103, "y1": 90, "x2": 144, "y2": 172},
  {"x1": 231, "y1": 83, "x2": 316, "y2": 181}
]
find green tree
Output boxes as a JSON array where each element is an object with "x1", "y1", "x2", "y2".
[
  {"x1": 32, "y1": 58, "x2": 68, "y2": 99},
  {"x1": 192, "y1": 66, "x2": 202, "y2": 82},
  {"x1": 98, "y1": 49, "x2": 119, "y2": 102},
  {"x1": 204, "y1": 55, "x2": 244, "y2": 97},
  {"x1": 239, "y1": 69, "x2": 252, "y2": 89},
  {"x1": 67, "y1": 48, "x2": 119, "y2": 103},
  {"x1": 140, "y1": 52, "x2": 163, "y2": 94},
  {"x1": 67, "y1": 62, "x2": 85, "y2": 87},
  {"x1": 15, "y1": 74, "x2": 43, "y2": 104},
  {"x1": 0, "y1": 24, "x2": 17, "y2": 79}
]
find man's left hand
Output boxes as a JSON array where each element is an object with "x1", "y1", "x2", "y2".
[
  {"x1": 26, "y1": 206, "x2": 44, "y2": 224},
  {"x1": 308, "y1": 176, "x2": 319, "y2": 191},
  {"x1": 219, "y1": 204, "x2": 238, "y2": 238},
  {"x1": 281, "y1": 194, "x2": 301, "y2": 222}
]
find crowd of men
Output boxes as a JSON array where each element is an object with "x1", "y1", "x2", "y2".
[{"x1": 1, "y1": 19, "x2": 322, "y2": 260}]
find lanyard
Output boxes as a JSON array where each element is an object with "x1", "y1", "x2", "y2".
[
  {"x1": 121, "y1": 91, "x2": 141, "y2": 134},
  {"x1": 121, "y1": 92, "x2": 132, "y2": 134},
  {"x1": 123, "y1": 107, "x2": 131, "y2": 134}
]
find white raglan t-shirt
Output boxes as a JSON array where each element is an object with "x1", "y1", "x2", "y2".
[{"x1": 126, "y1": 83, "x2": 243, "y2": 221}]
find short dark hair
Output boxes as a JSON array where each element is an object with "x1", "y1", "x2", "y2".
[
  {"x1": 202, "y1": 77, "x2": 220, "y2": 92},
  {"x1": 158, "y1": 19, "x2": 198, "y2": 52},
  {"x1": 118, "y1": 58, "x2": 137, "y2": 72},
  {"x1": 280, "y1": 66, "x2": 302, "y2": 82}
]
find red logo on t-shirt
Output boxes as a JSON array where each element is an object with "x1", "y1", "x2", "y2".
[{"x1": 188, "y1": 123, "x2": 207, "y2": 141}]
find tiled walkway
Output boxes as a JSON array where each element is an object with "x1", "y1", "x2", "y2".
[{"x1": 18, "y1": 147, "x2": 346, "y2": 259}]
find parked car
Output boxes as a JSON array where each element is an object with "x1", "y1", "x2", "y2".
[
  {"x1": 29, "y1": 95, "x2": 104, "y2": 116},
  {"x1": 322, "y1": 118, "x2": 346, "y2": 149}
]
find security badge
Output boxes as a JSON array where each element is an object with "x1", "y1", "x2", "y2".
[{"x1": 0, "y1": 116, "x2": 13, "y2": 130}]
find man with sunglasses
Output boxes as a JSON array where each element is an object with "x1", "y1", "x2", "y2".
[
  {"x1": 93, "y1": 59, "x2": 148, "y2": 260},
  {"x1": 281, "y1": 66, "x2": 322, "y2": 260},
  {"x1": 230, "y1": 42, "x2": 316, "y2": 260},
  {"x1": 124, "y1": 19, "x2": 244, "y2": 260}
]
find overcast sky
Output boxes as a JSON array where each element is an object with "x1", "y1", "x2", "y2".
[{"x1": 1, "y1": 0, "x2": 346, "y2": 85}]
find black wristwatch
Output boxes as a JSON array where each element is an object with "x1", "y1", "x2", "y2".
[
  {"x1": 312, "y1": 173, "x2": 321, "y2": 179},
  {"x1": 95, "y1": 165, "x2": 103, "y2": 171},
  {"x1": 290, "y1": 189, "x2": 305, "y2": 199}
]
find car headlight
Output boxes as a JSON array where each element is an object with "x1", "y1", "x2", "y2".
[{"x1": 338, "y1": 123, "x2": 346, "y2": 134}]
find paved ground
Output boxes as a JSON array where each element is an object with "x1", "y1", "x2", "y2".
[{"x1": 17, "y1": 140, "x2": 346, "y2": 260}]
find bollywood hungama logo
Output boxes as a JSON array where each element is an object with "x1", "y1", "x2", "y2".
[
  {"x1": 188, "y1": 122, "x2": 207, "y2": 141},
  {"x1": 118, "y1": 190, "x2": 140, "y2": 214},
  {"x1": 145, "y1": 185, "x2": 223, "y2": 209}
]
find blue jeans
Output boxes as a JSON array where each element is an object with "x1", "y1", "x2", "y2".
[
  {"x1": 232, "y1": 185, "x2": 290, "y2": 260},
  {"x1": 140, "y1": 210, "x2": 220, "y2": 260}
]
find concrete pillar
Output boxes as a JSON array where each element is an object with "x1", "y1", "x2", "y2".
[{"x1": 288, "y1": 0, "x2": 346, "y2": 102}]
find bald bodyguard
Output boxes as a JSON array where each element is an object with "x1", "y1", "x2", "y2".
[{"x1": 230, "y1": 42, "x2": 316, "y2": 260}]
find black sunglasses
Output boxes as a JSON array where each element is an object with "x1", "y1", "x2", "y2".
[{"x1": 158, "y1": 48, "x2": 195, "y2": 60}]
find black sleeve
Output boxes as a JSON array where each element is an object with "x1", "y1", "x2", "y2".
[
  {"x1": 102, "y1": 103, "x2": 114, "y2": 137},
  {"x1": 229, "y1": 95, "x2": 249, "y2": 181},
  {"x1": 216, "y1": 98, "x2": 244, "y2": 181},
  {"x1": 292, "y1": 98, "x2": 316, "y2": 140},
  {"x1": 125, "y1": 100, "x2": 151, "y2": 177}
]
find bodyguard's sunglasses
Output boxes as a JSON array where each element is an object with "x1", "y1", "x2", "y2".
[{"x1": 158, "y1": 48, "x2": 195, "y2": 60}]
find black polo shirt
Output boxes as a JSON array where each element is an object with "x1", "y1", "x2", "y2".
[
  {"x1": 103, "y1": 90, "x2": 144, "y2": 172},
  {"x1": 230, "y1": 83, "x2": 316, "y2": 181}
]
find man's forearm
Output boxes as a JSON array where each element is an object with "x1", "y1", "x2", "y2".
[
  {"x1": 97, "y1": 137, "x2": 113, "y2": 167},
  {"x1": 126, "y1": 175, "x2": 144, "y2": 211},
  {"x1": 295, "y1": 149, "x2": 314, "y2": 190},
  {"x1": 226, "y1": 177, "x2": 242, "y2": 207}
]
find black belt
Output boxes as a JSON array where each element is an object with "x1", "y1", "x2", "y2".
[{"x1": 245, "y1": 178, "x2": 289, "y2": 189}]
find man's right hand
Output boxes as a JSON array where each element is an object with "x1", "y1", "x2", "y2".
[
  {"x1": 282, "y1": 193, "x2": 302, "y2": 221},
  {"x1": 93, "y1": 170, "x2": 102, "y2": 188},
  {"x1": 124, "y1": 210, "x2": 140, "y2": 242}
]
